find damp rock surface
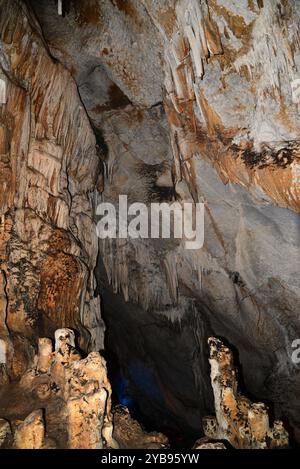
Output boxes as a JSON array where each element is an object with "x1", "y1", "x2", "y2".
[
  {"x1": 113, "y1": 405, "x2": 169, "y2": 449},
  {"x1": 0, "y1": 329, "x2": 118, "y2": 449},
  {"x1": 0, "y1": 0, "x2": 299, "y2": 447},
  {"x1": 204, "y1": 337, "x2": 290, "y2": 449}
]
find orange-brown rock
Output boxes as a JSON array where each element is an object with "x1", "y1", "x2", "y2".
[
  {"x1": 204, "y1": 337, "x2": 289, "y2": 449},
  {"x1": 113, "y1": 405, "x2": 168, "y2": 449},
  {"x1": 0, "y1": 418, "x2": 11, "y2": 448},
  {"x1": 16, "y1": 328, "x2": 118, "y2": 449},
  {"x1": 193, "y1": 437, "x2": 226, "y2": 449},
  {"x1": 0, "y1": 0, "x2": 300, "y2": 447},
  {"x1": 13, "y1": 409, "x2": 45, "y2": 449},
  {"x1": 36, "y1": 338, "x2": 53, "y2": 374},
  {"x1": 0, "y1": 0, "x2": 104, "y2": 379}
]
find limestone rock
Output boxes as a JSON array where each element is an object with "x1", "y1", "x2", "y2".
[
  {"x1": 194, "y1": 438, "x2": 226, "y2": 449},
  {"x1": 0, "y1": 0, "x2": 300, "y2": 446},
  {"x1": 87, "y1": 0, "x2": 300, "y2": 437},
  {"x1": 113, "y1": 405, "x2": 168, "y2": 449},
  {"x1": 204, "y1": 337, "x2": 290, "y2": 449},
  {"x1": 0, "y1": 0, "x2": 104, "y2": 381},
  {"x1": 0, "y1": 418, "x2": 11, "y2": 448},
  {"x1": 37, "y1": 338, "x2": 53, "y2": 374},
  {"x1": 17, "y1": 328, "x2": 118, "y2": 449},
  {"x1": 29, "y1": 0, "x2": 164, "y2": 108},
  {"x1": 196, "y1": 443, "x2": 226, "y2": 449},
  {"x1": 63, "y1": 351, "x2": 118, "y2": 449},
  {"x1": 14, "y1": 409, "x2": 45, "y2": 449}
]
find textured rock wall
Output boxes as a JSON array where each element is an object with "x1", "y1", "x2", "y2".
[
  {"x1": 204, "y1": 337, "x2": 289, "y2": 449},
  {"x1": 1, "y1": 0, "x2": 300, "y2": 443},
  {"x1": 0, "y1": 0, "x2": 104, "y2": 380},
  {"x1": 141, "y1": 0, "x2": 300, "y2": 210}
]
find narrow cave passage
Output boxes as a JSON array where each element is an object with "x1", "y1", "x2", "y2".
[{"x1": 96, "y1": 256, "x2": 214, "y2": 449}]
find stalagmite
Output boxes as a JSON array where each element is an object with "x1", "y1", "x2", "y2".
[
  {"x1": 37, "y1": 338, "x2": 53, "y2": 373},
  {"x1": 204, "y1": 337, "x2": 289, "y2": 449},
  {"x1": 0, "y1": 339, "x2": 6, "y2": 364},
  {"x1": 0, "y1": 77, "x2": 6, "y2": 105},
  {"x1": 113, "y1": 406, "x2": 168, "y2": 449},
  {"x1": 64, "y1": 351, "x2": 118, "y2": 449},
  {"x1": 14, "y1": 410, "x2": 45, "y2": 449},
  {"x1": 14, "y1": 329, "x2": 118, "y2": 449},
  {"x1": 54, "y1": 328, "x2": 76, "y2": 352},
  {"x1": 0, "y1": 418, "x2": 11, "y2": 448}
]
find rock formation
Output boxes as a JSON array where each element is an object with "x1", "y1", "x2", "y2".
[
  {"x1": 14, "y1": 409, "x2": 45, "y2": 449},
  {"x1": 193, "y1": 438, "x2": 226, "y2": 449},
  {"x1": 1, "y1": 328, "x2": 119, "y2": 449},
  {"x1": 0, "y1": 0, "x2": 104, "y2": 384},
  {"x1": 204, "y1": 337, "x2": 289, "y2": 449},
  {"x1": 113, "y1": 405, "x2": 169, "y2": 449},
  {"x1": 0, "y1": 0, "x2": 299, "y2": 448},
  {"x1": 0, "y1": 418, "x2": 11, "y2": 448}
]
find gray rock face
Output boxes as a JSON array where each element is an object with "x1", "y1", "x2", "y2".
[
  {"x1": 1, "y1": 0, "x2": 300, "y2": 443},
  {"x1": 28, "y1": 0, "x2": 164, "y2": 108},
  {"x1": 0, "y1": 0, "x2": 105, "y2": 378}
]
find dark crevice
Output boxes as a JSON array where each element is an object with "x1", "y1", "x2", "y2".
[{"x1": 95, "y1": 255, "x2": 214, "y2": 448}]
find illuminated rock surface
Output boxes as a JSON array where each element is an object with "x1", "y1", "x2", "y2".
[
  {"x1": 0, "y1": 0, "x2": 299, "y2": 447},
  {"x1": 204, "y1": 337, "x2": 289, "y2": 448}
]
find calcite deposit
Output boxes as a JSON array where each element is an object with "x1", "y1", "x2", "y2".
[
  {"x1": 0, "y1": 0, "x2": 104, "y2": 383},
  {"x1": 193, "y1": 439, "x2": 226, "y2": 449},
  {"x1": 14, "y1": 409, "x2": 45, "y2": 449},
  {"x1": 113, "y1": 405, "x2": 169, "y2": 449},
  {"x1": 0, "y1": 418, "x2": 11, "y2": 448},
  {"x1": 0, "y1": 328, "x2": 118, "y2": 449},
  {"x1": 0, "y1": 0, "x2": 300, "y2": 450},
  {"x1": 204, "y1": 337, "x2": 289, "y2": 449}
]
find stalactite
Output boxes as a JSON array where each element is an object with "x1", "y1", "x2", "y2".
[
  {"x1": 198, "y1": 265, "x2": 202, "y2": 291},
  {"x1": 233, "y1": 0, "x2": 299, "y2": 149},
  {"x1": 0, "y1": 77, "x2": 6, "y2": 105},
  {"x1": 57, "y1": 0, "x2": 62, "y2": 16}
]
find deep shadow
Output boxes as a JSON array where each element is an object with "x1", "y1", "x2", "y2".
[{"x1": 95, "y1": 255, "x2": 214, "y2": 448}]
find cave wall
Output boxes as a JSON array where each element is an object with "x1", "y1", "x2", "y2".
[
  {"x1": 0, "y1": 0, "x2": 300, "y2": 442},
  {"x1": 0, "y1": 0, "x2": 104, "y2": 381}
]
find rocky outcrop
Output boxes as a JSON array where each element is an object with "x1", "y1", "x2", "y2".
[
  {"x1": 0, "y1": 0, "x2": 299, "y2": 447},
  {"x1": 142, "y1": 0, "x2": 300, "y2": 211},
  {"x1": 0, "y1": 0, "x2": 104, "y2": 380},
  {"x1": 1, "y1": 328, "x2": 118, "y2": 449},
  {"x1": 193, "y1": 439, "x2": 226, "y2": 449},
  {"x1": 93, "y1": 0, "x2": 300, "y2": 438},
  {"x1": 204, "y1": 337, "x2": 289, "y2": 449},
  {"x1": 14, "y1": 409, "x2": 45, "y2": 449},
  {"x1": 28, "y1": 0, "x2": 164, "y2": 110},
  {"x1": 0, "y1": 418, "x2": 11, "y2": 448}
]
